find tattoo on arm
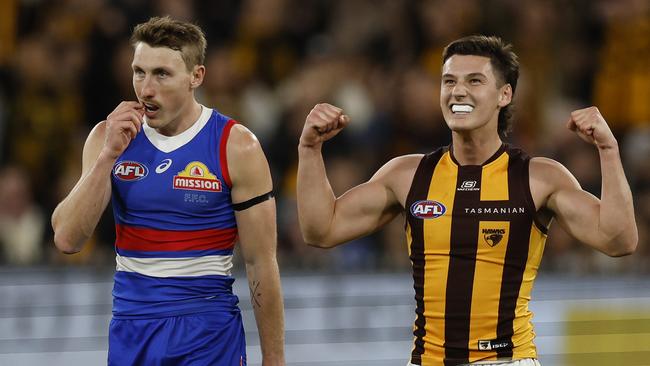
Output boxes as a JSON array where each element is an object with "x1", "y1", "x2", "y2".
[{"x1": 249, "y1": 280, "x2": 262, "y2": 308}]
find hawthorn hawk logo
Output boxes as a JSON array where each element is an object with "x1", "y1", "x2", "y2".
[{"x1": 482, "y1": 228, "x2": 506, "y2": 247}]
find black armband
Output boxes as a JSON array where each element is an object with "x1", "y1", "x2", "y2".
[{"x1": 232, "y1": 190, "x2": 274, "y2": 211}]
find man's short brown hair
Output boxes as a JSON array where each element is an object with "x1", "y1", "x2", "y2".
[{"x1": 130, "y1": 16, "x2": 206, "y2": 71}]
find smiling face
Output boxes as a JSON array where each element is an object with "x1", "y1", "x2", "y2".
[
  {"x1": 132, "y1": 42, "x2": 204, "y2": 135},
  {"x1": 440, "y1": 54, "x2": 512, "y2": 136}
]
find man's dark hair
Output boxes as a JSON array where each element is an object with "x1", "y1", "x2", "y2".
[
  {"x1": 131, "y1": 16, "x2": 206, "y2": 71},
  {"x1": 442, "y1": 35, "x2": 519, "y2": 137}
]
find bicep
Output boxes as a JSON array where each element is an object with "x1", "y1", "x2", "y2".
[
  {"x1": 315, "y1": 155, "x2": 415, "y2": 246},
  {"x1": 236, "y1": 199, "x2": 277, "y2": 264},
  {"x1": 324, "y1": 179, "x2": 401, "y2": 245},
  {"x1": 548, "y1": 187, "x2": 601, "y2": 244},
  {"x1": 542, "y1": 160, "x2": 604, "y2": 250}
]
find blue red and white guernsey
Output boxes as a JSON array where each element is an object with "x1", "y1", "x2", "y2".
[{"x1": 110, "y1": 106, "x2": 240, "y2": 319}]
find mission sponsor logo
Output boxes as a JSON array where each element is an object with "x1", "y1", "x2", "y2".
[
  {"x1": 113, "y1": 161, "x2": 148, "y2": 181},
  {"x1": 173, "y1": 161, "x2": 222, "y2": 192},
  {"x1": 410, "y1": 200, "x2": 446, "y2": 219}
]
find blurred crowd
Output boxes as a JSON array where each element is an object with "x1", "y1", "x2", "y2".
[{"x1": 0, "y1": 0, "x2": 648, "y2": 273}]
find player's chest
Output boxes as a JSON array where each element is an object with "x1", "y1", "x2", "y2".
[{"x1": 111, "y1": 144, "x2": 229, "y2": 212}]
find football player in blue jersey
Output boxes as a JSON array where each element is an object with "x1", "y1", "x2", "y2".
[{"x1": 52, "y1": 16, "x2": 285, "y2": 365}]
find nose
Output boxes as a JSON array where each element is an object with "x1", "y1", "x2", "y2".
[
  {"x1": 138, "y1": 76, "x2": 155, "y2": 99},
  {"x1": 451, "y1": 83, "x2": 468, "y2": 98}
]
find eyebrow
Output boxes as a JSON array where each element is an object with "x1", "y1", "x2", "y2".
[
  {"x1": 152, "y1": 67, "x2": 170, "y2": 74},
  {"x1": 442, "y1": 72, "x2": 487, "y2": 79},
  {"x1": 131, "y1": 65, "x2": 171, "y2": 74}
]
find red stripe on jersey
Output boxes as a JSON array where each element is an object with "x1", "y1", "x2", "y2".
[
  {"x1": 115, "y1": 224, "x2": 237, "y2": 252},
  {"x1": 220, "y1": 119, "x2": 237, "y2": 188}
]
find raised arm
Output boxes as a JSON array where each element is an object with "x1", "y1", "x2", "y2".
[
  {"x1": 297, "y1": 103, "x2": 408, "y2": 248},
  {"x1": 532, "y1": 107, "x2": 637, "y2": 257},
  {"x1": 51, "y1": 102, "x2": 143, "y2": 253},
  {"x1": 227, "y1": 124, "x2": 284, "y2": 365}
]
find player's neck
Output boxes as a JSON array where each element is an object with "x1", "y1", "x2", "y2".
[
  {"x1": 451, "y1": 131, "x2": 503, "y2": 166},
  {"x1": 156, "y1": 99, "x2": 202, "y2": 136}
]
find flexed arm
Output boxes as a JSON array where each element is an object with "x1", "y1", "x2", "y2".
[
  {"x1": 297, "y1": 103, "x2": 349, "y2": 245},
  {"x1": 297, "y1": 103, "x2": 405, "y2": 248},
  {"x1": 51, "y1": 102, "x2": 143, "y2": 253},
  {"x1": 535, "y1": 107, "x2": 637, "y2": 256}
]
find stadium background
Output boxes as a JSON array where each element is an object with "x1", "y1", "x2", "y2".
[{"x1": 0, "y1": 0, "x2": 648, "y2": 365}]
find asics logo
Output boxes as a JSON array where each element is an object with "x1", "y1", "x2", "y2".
[{"x1": 155, "y1": 159, "x2": 173, "y2": 173}]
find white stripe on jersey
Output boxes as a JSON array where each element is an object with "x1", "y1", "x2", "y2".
[{"x1": 116, "y1": 253, "x2": 233, "y2": 277}]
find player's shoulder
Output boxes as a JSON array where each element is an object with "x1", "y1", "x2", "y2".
[
  {"x1": 530, "y1": 156, "x2": 569, "y2": 175},
  {"x1": 85, "y1": 120, "x2": 108, "y2": 148},
  {"x1": 226, "y1": 123, "x2": 262, "y2": 153},
  {"x1": 91, "y1": 120, "x2": 107, "y2": 133},
  {"x1": 529, "y1": 156, "x2": 579, "y2": 190},
  {"x1": 373, "y1": 154, "x2": 423, "y2": 182},
  {"x1": 78, "y1": 121, "x2": 110, "y2": 171},
  {"x1": 224, "y1": 123, "x2": 272, "y2": 187},
  {"x1": 383, "y1": 154, "x2": 424, "y2": 172},
  {"x1": 368, "y1": 154, "x2": 424, "y2": 204}
]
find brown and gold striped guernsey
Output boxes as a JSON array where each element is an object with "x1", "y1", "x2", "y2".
[{"x1": 405, "y1": 144, "x2": 548, "y2": 366}]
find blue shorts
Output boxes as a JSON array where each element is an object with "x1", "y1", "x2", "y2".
[{"x1": 108, "y1": 311, "x2": 246, "y2": 366}]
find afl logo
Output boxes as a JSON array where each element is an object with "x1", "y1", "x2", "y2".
[
  {"x1": 113, "y1": 161, "x2": 148, "y2": 181},
  {"x1": 410, "y1": 200, "x2": 446, "y2": 219}
]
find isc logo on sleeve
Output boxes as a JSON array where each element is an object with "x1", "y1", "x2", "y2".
[{"x1": 410, "y1": 200, "x2": 446, "y2": 219}]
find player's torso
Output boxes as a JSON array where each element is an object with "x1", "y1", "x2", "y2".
[
  {"x1": 112, "y1": 113, "x2": 234, "y2": 231},
  {"x1": 110, "y1": 107, "x2": 241, "y2": 319},
  {"x1": 405, "y1": 144, "x2": 548, "y2": 366}
]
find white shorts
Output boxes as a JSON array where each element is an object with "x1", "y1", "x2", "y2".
[{"x1": 407, "y1": 358, "x2": 541, "y2": 366}]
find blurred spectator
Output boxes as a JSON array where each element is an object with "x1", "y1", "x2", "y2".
[
  {"x1": 0, "y1": 165, "x2": 45, "y2": 265},
  {"x1": 0, "y1": 0, "x2": 18, "y2": 65},
  {"x1": 593, "y1": 0, "x2": 650, "y2": 131},
  {"x1": 6, "y1": 33, "x2": 83, "y2": 207}
]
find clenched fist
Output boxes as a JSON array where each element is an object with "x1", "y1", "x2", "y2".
[
  {"x1": 299, "y1": 103, "x2": 350, "y2": 148},
  {"x1": 102, "y1": 101, "x2": 144, "y2": 160},
  {"x1": 566, "y1": 106, "x2": 617, "y2": 150}
]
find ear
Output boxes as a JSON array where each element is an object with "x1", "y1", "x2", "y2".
[
  {"x1": 190, "y1": 65, "x2": 205, "y2": 89},
  {"x1": 498, "y1": 83, "x2": 512, "y2": 108}
]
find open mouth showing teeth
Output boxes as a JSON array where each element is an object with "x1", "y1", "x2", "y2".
[
  {"x1": 451, "y1": 104, "x2": 474, "y2": 113},
  {"x1": 143, "y1": 103, "x2": 159, "y2": 112}
]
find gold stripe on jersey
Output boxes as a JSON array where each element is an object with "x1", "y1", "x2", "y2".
[
  {"x1": 480, "y1": 152, "x2": 509, "y2": 201},
  {"x1": 512, "y1": 225, "x2": 547, "y2": 359},
  {"x1": 407, "y1": 148, "x2": 446, "y2": 363},
  {"x1": 421, "y1": 152, "x2": 458, "y2": 357},
  {"x1": 468, "y1": 220, "x2": 510, "y2": 362}
]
